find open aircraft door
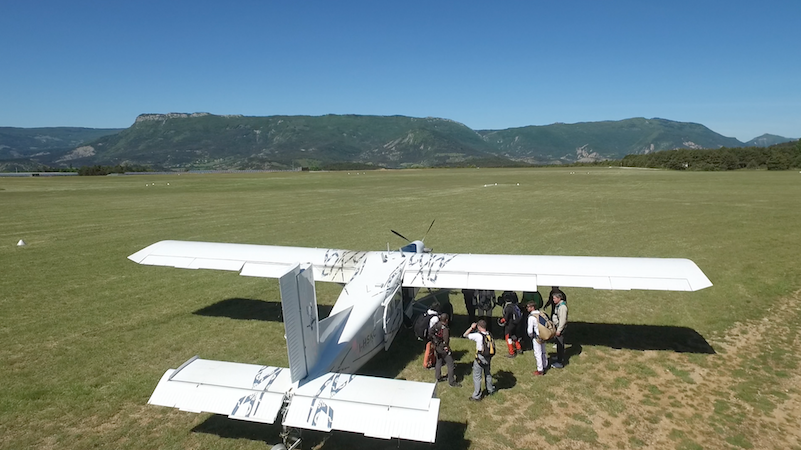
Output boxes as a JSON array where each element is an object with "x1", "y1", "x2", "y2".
[{"x1": 382, "y1": 287, "x2": 404, "y2": 350}]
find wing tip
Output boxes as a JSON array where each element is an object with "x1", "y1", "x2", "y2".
[
  {"x1": 127, "y1": 240, "x2": 178, "y2": 264},
  {"x1": 128, "y1": 249, "x2": 148, "y2": 264},
  {"x1": 690, "y1": 278, "x2": 714, "y2": 291}
]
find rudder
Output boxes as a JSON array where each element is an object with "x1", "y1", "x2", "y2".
[{"x1": 279, "y1": 263, "x2": 320, "y2": 382}]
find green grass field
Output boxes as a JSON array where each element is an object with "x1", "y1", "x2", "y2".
[{"x1": 2, "y1": 168, "x2": 801, "y2": 449}]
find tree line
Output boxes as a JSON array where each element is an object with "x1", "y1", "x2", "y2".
[
  {"x1": 619, "y1": 140, "x2": 801, "y2": 171},
  {"x1": 77, "y1": 164, "x2": 151, "y2": 176}
]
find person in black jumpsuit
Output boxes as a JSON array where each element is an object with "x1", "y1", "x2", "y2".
[{"x1": 431, "y1": 313, "x2": 460, "y2": 387}]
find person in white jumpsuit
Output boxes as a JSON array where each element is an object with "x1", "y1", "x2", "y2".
[{"x1": 526, "y1": 301, "x2": 548, "y2": 375}]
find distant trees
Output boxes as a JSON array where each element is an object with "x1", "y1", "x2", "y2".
[
  {"x1": 321, "y1": 162, "x2": 377, "y2": 171},
  {"x1": 620, "y1": 140, "x2": 801, "y2": 171},
  {"x1": 77, "y1": 164, "x2": 150, "y2": 176},
  {"x1": 766, "y1": 152, "x2": 791, "y2": 171}
]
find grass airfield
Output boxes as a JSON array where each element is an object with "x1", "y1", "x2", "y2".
[{"x1": 1, "y1": 167, "x2": 801, "y2": 450}]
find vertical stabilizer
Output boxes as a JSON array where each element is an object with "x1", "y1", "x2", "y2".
[{"x1": 279, "y1": 263, "x2": 320, "y2": 383}]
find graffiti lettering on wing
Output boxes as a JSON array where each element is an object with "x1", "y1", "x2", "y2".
[
  {"x1": 306, "y1": 398, "x2": 333, "y2": 428},
  {"x1": 252, "y1": 366, "x2": 283, "y2": 390},
  {"x1": 232, "y1": 391, "x2": 268, "y2": 418},
  {"x1": 320, "y1": 249, "x2": 368, "y2": 283},
  {"x1": 305, "y1": 373, "x2": 356, "y2": 429},
  {"x1": 230, "y1": 367, "x2": 283, "y2": 419},
  {"x1": 407, "y1": 253, "x2": 458, "y2": 285},
  {"x1": 313, "y1": 373, "x2": 355, "y2": 398}
]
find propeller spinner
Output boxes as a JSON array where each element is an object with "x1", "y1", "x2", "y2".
[{"x1": 392, "y1": 220, "x2": 434, "y2": 253}]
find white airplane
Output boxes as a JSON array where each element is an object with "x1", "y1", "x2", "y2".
[{"x1": 128, "y1": 237, "x2": 712, "y2": 446}]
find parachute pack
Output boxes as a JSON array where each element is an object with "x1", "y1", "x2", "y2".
[
  {"x1": 476, "y1": 290, "x2": 495, "y2": 311},
  {"x1": 414, "y1": 311, "x2": 437, "y2": 340},
  {"x1": 478, "y1": 332, "x2": 495, "y2": 358},
  {"x1": 537, "y1": 313, "x2": 556, "y2": 341},
  {"x1": 509, "y1": 303, "x2": 522, "y2": 324}
]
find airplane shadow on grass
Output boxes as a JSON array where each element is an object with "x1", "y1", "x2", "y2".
[
  {"x1": 452, "y1": 313, "x2": 714, "y2": 354},
  {"x1": 193, "y1": 298, "x2": 422, "y2": 380},
  {"x1": 193, "y1": 297, "x2": 334, "y2": 322},
  {"x1": 192, "y1": 415, "x2": 470, "y2": 450},
  {"x1": 566, "y1": 321, "x2": 716, "y2": 354}
]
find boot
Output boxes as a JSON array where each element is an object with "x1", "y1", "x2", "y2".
[{"x1": 506, "y1": 341, "x2": 516, "y2": 357}]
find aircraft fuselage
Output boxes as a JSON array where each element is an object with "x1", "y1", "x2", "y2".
[{"x1": 306, "y1": 250, "x2": 414, "y2": 379}]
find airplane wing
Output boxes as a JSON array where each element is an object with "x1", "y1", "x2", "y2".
[
  {"x1": 128, "y1": 240, "x2": 368, "y2": 283},
  {"x1": 129, "y1": 241, "x2": 712, "y2": 291},
  {"x1": 402, "y1": 253, "x2": 712, "y2": 292},
  {"x1": 148, "y1": 357, "x2": 440, "y2": 443}
]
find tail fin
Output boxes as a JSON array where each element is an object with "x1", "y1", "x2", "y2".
[{"x1": 279, "y1": 263, "x2": 320, "y2": 382}]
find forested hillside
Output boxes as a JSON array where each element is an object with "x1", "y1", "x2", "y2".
[
  {"x1": 55, "y1": 114, "x2": 511, "y2": 170},
  {"x1": 1, "y1": 114, "x2": 796, "y2": 171},
  {"x1": 620, "y1": 140, "x2": 801, "y2": 170},
  {"x1": 479, "y1": 118, "x2": 744, "y2": 164}
]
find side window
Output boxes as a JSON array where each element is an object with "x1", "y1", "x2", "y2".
[{"x1": 383, "y1": 288, "x2": 403, "y2": 335}]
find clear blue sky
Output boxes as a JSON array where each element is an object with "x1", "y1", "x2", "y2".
[{"x1": 1, "y1": 1, "x2": 798, "y2": 141}]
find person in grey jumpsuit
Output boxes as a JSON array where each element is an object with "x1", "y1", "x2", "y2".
[{"x1": 463, "y1": 319, "x2": 495, "y2": 401}]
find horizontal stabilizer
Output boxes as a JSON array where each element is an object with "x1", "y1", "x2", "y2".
[
  {"x1": 283, "y1": 372, "x2": 440, "y2": 443},
  {"x1": 148, "y1": 357, "x2": 292, "y2": 424},
  {"x1": 147, "y1": 359, "x2": 440, "y2": 443}
]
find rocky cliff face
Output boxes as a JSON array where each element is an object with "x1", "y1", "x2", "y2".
[
  {"x1": 56, "y1": 145, "x2": 95, "y2": 162},
  {"x1": 134, "y1": 112, "x2": 244, "y2": 123},
  {"x1": 135, "y1": 113, "x2": 211, "y2": 123},
  {"x1": 574, "y1": 144, "x2": 603, "y2": 163}
]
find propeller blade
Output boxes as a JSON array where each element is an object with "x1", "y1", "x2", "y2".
[
  {"x1": 391, "y1": 229, "x2": 411, "y2": 242},
  {"x1": 422, "y1": 219, "x2": 435, "y2": 242}
]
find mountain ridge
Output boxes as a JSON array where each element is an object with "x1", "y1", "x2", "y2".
[{"x1": 1, "y1": 114, "x2": 796, "y2": 170}]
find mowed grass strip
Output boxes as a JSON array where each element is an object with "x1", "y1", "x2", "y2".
[{"x1": 1, "y1": 168, "x2": 801, "y2": 449}]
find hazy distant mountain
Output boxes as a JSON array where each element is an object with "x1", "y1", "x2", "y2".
[
  {"x1": 478, "y1": 118, "x2": 744, "y2": 164},
  {"x1": 2, "y1": 114, "x2": 792, "y2": 170},
  {"x1": 47, "y1": 113, "x2": 513, "y2": 170},
  {"x1": 0, "y1": 127, "x2": 123, "y2": 160},
  {"x1": 744, "y1": 133, "x2": 795, "y2": 147}
]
